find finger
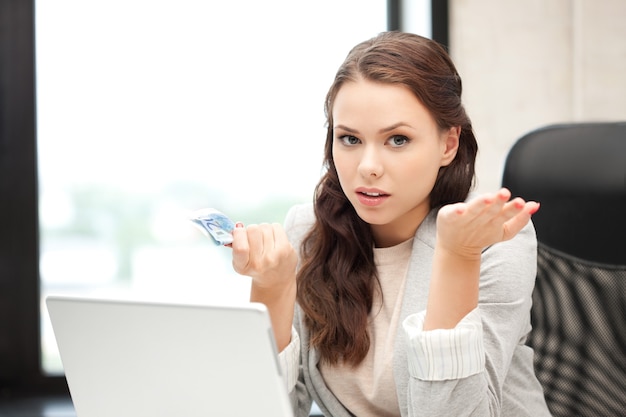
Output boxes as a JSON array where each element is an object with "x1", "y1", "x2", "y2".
[
  {"x1": 246, "y1": 224, "x2": 266, "y2": 259},
  {"x1": 231, "y1": 223, "x2": 250, "y2": 272},
  {"x1": 273, "y1": 223, "x2": 296, "y2": 259},
  {"x1": 483, "y1": 188, "x2": 511, "y2": 215},
  {"x1": 225, "y1": 221, "x2": 244, "y2": 248},
  {"x1": 231, "y1": 222, "x2": 247, "y2": 248},
  {"x1": 499, "y1": 197, "x2": 528, "y2": 222},
  {"x1": 502, "y1": 201, "x2": 539, "y2": 240},
  {"x1": 479, "y1": 189, "x2": 516, "y2": 221},
  {"x1": 260, "y1": 223, "x2": 276, "y2": 256},
  {"x1": 497, "y1": 187, "x2": 512, "y2": 201},
  {"x1": 271, "y1": 223, "x2": 295, "y2": 259},
  {"x1": 438, "y1": 192, "x2": 500, "y2": 222},
  {"x1": 438, "y1": 201, "x2": 467, "y2": 218},
  {"x1": 460, "y1": 190, "x2": 506, "y2": 220}
]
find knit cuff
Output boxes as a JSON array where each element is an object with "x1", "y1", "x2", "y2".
[
  {"x1": 402, "y1": 308, "x2": 485, "y2": 381},
  {"x1": 277, "y1": 327, "x2": 300, "y2": 392}
]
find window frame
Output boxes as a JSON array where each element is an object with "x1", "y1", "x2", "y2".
[
  {"x1": 0, "y1": 0, "x2": 69, "y2": 396},
  {"x1": 0, "y1": 0, "x2": 447, "y2": 397}
]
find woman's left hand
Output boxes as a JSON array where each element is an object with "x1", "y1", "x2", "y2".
[
  {"x1": 424, "y1": 188, "x2": 539, "y2": 330},
  {"x1": 435, "y1": 188, "x2": 540, "y2": 260}
]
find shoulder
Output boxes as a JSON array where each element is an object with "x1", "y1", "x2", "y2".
[
  {"x1": 480, "y1": 219, "x2": 538, "y2": 301},
  {"x1": 284, "y1": 202, "x2": 316, "y2": 249},
  {"x1": 484, "y1": 219, "x2": 537, "y2": 261}
]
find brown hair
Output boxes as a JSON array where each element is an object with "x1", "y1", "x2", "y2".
[{"x1": 297, "y1": 31, "x2": 478, "y2": 366}]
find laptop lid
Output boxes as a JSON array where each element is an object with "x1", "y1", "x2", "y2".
[{"x1": 46, "y1": 295, "x2": 294, "y2": 417}]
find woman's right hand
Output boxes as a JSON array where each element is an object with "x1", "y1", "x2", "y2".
[
  {"x1": 230, "y1": 222, "x2": 298, "y2": 351},
  {"x1": 230, "y1": 222, "x2": 298, "y2": 289}
]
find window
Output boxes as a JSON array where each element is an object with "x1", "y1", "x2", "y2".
[
  {"x1": 0, "y1": 0, "x2": 444, "y2": 396},
  {"x1": 35, "y1": 0, "x2": 388, "y2": 375}
]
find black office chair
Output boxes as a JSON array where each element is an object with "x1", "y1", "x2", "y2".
[{"x1": 502, "y1": 122, "x2": 626, "y2": 417}]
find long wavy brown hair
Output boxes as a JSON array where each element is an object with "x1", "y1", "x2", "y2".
[{"x1": 296, "y1": 32, "x2": 478, "y2": 366}]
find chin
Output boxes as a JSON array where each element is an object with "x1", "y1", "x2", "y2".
[{"x1": 352, "y1": 207, "x2": 391, "y2": 226}]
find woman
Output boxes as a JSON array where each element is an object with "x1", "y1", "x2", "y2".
[{"x1": 231, "y1": 31, "x2": 551, "y2": 417}]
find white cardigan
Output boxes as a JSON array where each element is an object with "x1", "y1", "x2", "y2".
[{"x1": 279, "y1": 203, "x2": 551, "y2": 417}]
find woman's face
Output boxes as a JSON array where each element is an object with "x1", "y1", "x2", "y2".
[{"x1": 331, "y1": 78, "x2": 459, "y2": 247}]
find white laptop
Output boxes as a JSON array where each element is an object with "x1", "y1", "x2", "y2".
[{"x1": 46, "y1": 295, "x2": 294, "y2": 417}]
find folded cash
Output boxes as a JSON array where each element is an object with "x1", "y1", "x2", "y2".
[{"x1": 190, "y1": 208, "x2": 235, "y2": 245}]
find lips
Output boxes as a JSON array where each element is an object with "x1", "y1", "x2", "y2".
[{"x1": 355, "y1": 188, "x2": 390, "y2": 206}]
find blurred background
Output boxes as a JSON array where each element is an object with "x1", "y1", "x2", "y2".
[
  {"x1": 1, "y1": 0, "x2": 624, "y2": 401},
  {"x1": 34, "y1": 0, "x2": 391, "y2": 375}
]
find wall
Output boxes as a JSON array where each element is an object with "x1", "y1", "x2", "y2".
[{"x1": 449, "y1": 0, "x2": 626, "y2": 192}]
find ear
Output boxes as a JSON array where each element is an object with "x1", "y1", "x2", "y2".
[{"x1": 440, "y1": 126, "x2": 460, "y2": 167}]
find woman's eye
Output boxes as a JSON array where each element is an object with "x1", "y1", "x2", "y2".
[
  {"x1": 339, "y1": 135, "x2": 360, "y2": 145},
  {"x1": 388, "y1": 135, "x2": 410, "y2": 147}
]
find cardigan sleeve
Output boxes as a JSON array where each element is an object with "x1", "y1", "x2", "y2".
[
  {"x1": 282, "y1": 204, "x2": 317, "y2": 417},
  {"x1": 277, "y1": 327, "x2": 301, "y2": 393},
  {"x1": 402, "y1": 221, "x2": 549, "y2": 416},
  {"x1": 403, "y1": 307, "x2": 485, "y2": 381}
]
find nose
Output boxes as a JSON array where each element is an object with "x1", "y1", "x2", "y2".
[{"x1": 357, "y1": 145, "x2": 384, "y2": 178}]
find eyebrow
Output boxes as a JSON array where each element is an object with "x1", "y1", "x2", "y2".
[{"x1": 334, "y1": 122, "x2": 412, "y2": 134}]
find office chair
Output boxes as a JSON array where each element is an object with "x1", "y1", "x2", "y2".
[{"x1": 501, "y1": 122, "x2": 626, "y2": 417}]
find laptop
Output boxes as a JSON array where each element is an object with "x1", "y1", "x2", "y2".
[{"x1": 46, "y1": 295, "x2": 294, "y2": 417}]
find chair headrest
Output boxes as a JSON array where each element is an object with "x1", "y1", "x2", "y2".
[{"x1": 502, "y1": 122, "x2": 626, "y2": 265}]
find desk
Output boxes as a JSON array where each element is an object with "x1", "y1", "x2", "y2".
[{"x1": 0, "y1": 395, "x2": 75, "y2": 417}]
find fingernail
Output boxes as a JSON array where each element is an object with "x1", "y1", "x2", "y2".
[
  {"x1": 529, "y1": 202, "x2": 540, "y2": 215},
  {"x1": 235, "y1": 222, "x2": 244, "y2": 228}
]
